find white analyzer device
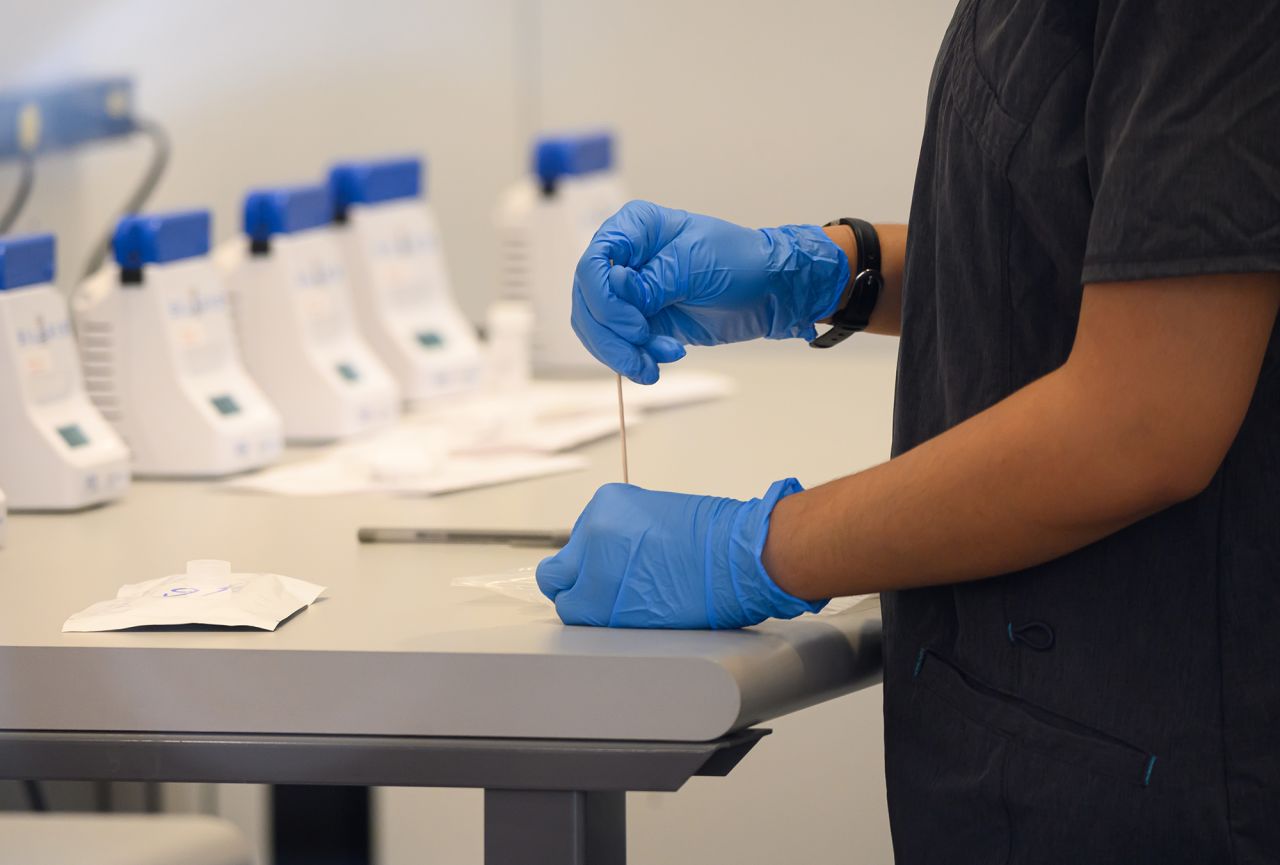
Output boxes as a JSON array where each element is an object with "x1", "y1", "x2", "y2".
[
  {"x1": 220, "y1": 183, "x2": 400, "y2": 443},
  {"x1": 0, "y1": 234, "x2": 130, "y2": 510},
  {"x1": 330, "y1": 157, "x2": 482, "y2": 402},
  {"x1": 73, "y1": 209, "x2": 284, "y2": 477},
  {"x1": 493, "y1": 131, "x2": 628, "y2": 374}
]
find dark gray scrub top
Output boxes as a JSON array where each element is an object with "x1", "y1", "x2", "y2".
[{"x1": 884, "y1": 1, "x2": 1280, "y2": 862}]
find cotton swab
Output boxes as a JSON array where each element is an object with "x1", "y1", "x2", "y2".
[{"x1": 616, "y1": 373, "x2": 630, "y2": 484}]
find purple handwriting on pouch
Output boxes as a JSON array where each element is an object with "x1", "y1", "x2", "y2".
[
  {"x1": 162, "y1": 585, "x2": 231, "y2": 598},
  {"x1": 162, "y1": 587, "x2": 199, "y2": 597}
]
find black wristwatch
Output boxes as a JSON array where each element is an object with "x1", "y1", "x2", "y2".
[{"x1": 810, "y1": 218, "x2": 883, "y2": 348}]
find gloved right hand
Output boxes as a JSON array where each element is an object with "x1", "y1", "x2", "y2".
[
  {"x1": 536, "y1": 479, "x2": 827, "y2": 629},
  {"x1": 572, "y1": 201, "x2": 851, "y2": 384}
]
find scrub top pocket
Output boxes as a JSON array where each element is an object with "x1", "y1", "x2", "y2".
[
  {"x1": 908, "y1": 649, "x2": 1230, "y2": 865},
  {"x1": 912, "y1": 649, "x2": 1156, "y2": 787},
  {"x1": 885, "y1": 658, "x2": 1013, "y2": 865}
]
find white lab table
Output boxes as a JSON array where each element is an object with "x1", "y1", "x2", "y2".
[{"x1": 0, "y1": 341, "x2": 894, "y2": 865}]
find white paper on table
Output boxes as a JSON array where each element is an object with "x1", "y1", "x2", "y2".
[
  {"x1": 383, "y1": 408, "x2": 626, "y2": 457},
  {"x1": 453, "y1": 411, "x2": 638, "y2": 455},
  {"x1": 63, "y1": 572, "x2": 326, "y2": 632},
  {"x1": 224, "y1": 369, "x2": 728, "y2": 497},
  {"x1": 226, "y1": 451, "x2": 587, "y2": 497},
  {"x1": 387, "y1": 453, "x2": 588, "y2": 495},
  {"x1": 406, "y1": 397, "x2": 639, "y2": 455},
  {"x1": 332, "y1": 427, "x2": 452, "y2": 476},
  {"x1": 225, "y1": 459, "x2": 373, "y2": 496},
  {"x1": 396, "y1": 370, "x2": 727, "y2": 456}
]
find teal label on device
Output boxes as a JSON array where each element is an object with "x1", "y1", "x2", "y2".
[
  {"x1": 210, "y1": 394, "x2": 241, "y2": 416},
  {"x1": 56, "y1": 424, "x2": 89, "y2": 448},
  {"x1": 336, "y1": 362, "x2": 361, "y2": 382},
  {"x1": 416, "y1": 331, "x2": 444, "y2": 349}
]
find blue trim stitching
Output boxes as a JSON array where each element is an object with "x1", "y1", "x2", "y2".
[
  {"x1": 913, "y1": 648, "x2": 926, "y2": 678},
  {"x1": 1143, "y1": 755, "x2": 1157, "y2": 787}
]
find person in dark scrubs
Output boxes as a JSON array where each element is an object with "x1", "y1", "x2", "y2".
[{"x1": 536, "y1": 1, "x2": 1280, "y2": 861}]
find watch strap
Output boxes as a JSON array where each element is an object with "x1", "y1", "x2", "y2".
[{"x1": 810, "y1": 218, "x2": 883, "y2": 349}]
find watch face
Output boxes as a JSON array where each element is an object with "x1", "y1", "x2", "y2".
[
  {"x1": 840, "y1": 269, "x2": 883, "y2": 331},
  {"x1": 854, "y1": 270, "x2": 884, "y2": 292}
]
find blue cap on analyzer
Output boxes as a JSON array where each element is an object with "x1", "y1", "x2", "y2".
[
  {"x1": 329, "y1": 157, "x2": 423, "y2": 216},
  {"x1": 534, "y1": 131, "x2": 613, "y2": 186},
  {"x1": 0, "y1": 233, "x2": 56, "y2": 291},
  {"x1": 243, "y1": 184, "x2": 332, "y2": 243},
  {"x1": 113, "y1": 210, "x2": 211, "y2": 270}
]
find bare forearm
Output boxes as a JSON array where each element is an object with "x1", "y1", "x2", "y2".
[
  {"x1": 765, "y1": 272, "x2": 1280, "y2": 600},
  {"x1": 821, "y1": 223, "x2": 906, "y2": 336},
  {"x1": 763, "y1": 362, "x2": 1163, "y2": 598}
]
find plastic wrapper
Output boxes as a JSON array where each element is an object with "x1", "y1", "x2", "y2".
[
  {"x1": 452, "y1": 567, "x2": 546, "y2": 605},
  {"x1": 451, "y1": 567, "x2": 872, "y2": 618}
]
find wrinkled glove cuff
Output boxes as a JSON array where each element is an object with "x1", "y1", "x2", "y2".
[
  {"x1": 760, "y1": 225, "x2": 851, "y2": 341},
  {"x1": 712, "y1": 478, "x2": 829, "y2": 629}
]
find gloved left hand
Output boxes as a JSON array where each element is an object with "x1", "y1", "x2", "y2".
[
  {"x1": 536, "y1": 480, "x2": 827, "y2": 629},
  {"x1": 572, "y1": 201, "x2": 850, "y2": 384}
]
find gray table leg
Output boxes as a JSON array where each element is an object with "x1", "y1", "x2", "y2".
[{"x1": 485, "y1": 789, "x2": 626, "y2": 865}]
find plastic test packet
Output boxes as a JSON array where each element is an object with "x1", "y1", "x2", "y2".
[{"x1": 63, "y1": 560, "x2": 326, "y2": 633}]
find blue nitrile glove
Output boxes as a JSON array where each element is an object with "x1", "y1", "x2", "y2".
[
  {"x1": 572, "y1": 201, "x2": 850, "y2": 384},
  {"x1": 536, "y1": 479, "x2": 828, "y2": 629}
]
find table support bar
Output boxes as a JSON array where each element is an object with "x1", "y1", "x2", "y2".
[{"x1": 485, "y1": 789, "x2": 626, "y2": 865}]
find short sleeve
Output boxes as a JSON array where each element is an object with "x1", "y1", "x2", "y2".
[{"x1": 1081, "y1": 0, "x2": 1280, "y2": 284}]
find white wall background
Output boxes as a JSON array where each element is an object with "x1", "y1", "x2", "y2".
[
  {"x1": 0, "y1": 2, "x2": 957, "y2": 863},
  {"x1": 0, "y1": 0, "x2": 526, "y2": 320}
]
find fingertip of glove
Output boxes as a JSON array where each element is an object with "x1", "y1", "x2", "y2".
[
  {"x1": 576, "y1": 240, "x2": 615, "y2": 280},
  {"x1": 623, "y1": 349, "x2": 660, "y2": 385},
  {"x1": 535, "y1": 554, "x2": 571, "y2": 601},
  {"x1": 646, "y1": 335, "x2": 686, "y2": 364},
  {"x1": 553, "y1": 593, "x2": 597, "y2": 627},
  {"x1": 629, "y1": 366, "x2": 659, "y2": 386}
]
